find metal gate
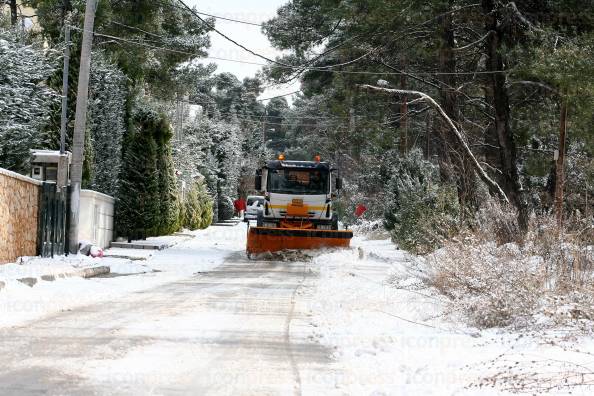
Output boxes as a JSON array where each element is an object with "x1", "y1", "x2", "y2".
[{"x1": 38, "y1": 183, "x2": 68, "y2": 257}]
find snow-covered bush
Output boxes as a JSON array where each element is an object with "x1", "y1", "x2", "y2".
[
  {"x1": 218, "y1": 195, "x2": 235, "y2": 221},
  {"x1": 427, "y1": 205, "x2": 594, "y2": 329},
  {"x1": 384, "y1": 149, "x2": 460, "y2": 254},
  {"x1": 174, "y1": 118, "x2": 213, "y2": 189},
  {"x1": 472, "y1": 199, "x2": 522, "y2": 245},
  {"x1": 183, "y1": 181, "x2": 213, "y2": 230},
  {"x1": 175, "y1": 116, "x2": 241, "y2": 222},
  {"x1": 350, "y1": 219, "x2": 388, "y2": 239},
  {"x1": 429, "y1": 239, "x2": 545, "y2": 328},
  {"x1": 0, "y1": 29, "x2": 59, "y2": 171}
]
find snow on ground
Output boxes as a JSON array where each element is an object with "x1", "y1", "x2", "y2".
[
  {"x1": 2, "y1": 222, "x2": 593, "y2": 394},
  {"x1": 0, "y1": 255, "x2": 107, "y2": 281},
  {"x1": 300, "y1": 235, "x2": 594, "y2": 395},
  {"x1": 0, "y1": 224, "x2": 246, "y2": 328}
]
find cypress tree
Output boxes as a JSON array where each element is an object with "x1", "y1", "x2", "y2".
[
  {"x1": 155, "y1": 127, "x2": 182, "y2": 235},
  {"x1": 116, "y1": 104, "x2": 160, "y2": 240}
]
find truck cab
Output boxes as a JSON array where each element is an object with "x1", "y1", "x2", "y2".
[{"x1": 255, "y1": 158, "x2": 341, "y2": 230}]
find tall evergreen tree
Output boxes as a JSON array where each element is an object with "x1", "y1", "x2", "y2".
[
  {"x1": 86, "y1": 51, "x2": 127, "y2": 196},
  {"x1": 0, "y1": 27, "x2": 59, "y2": 171},
  {"x1": 116, "y1": 104, "x2": 160, "y2": 239}
]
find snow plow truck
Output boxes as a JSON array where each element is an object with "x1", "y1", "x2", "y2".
[{"x1": 246, "y1": 155, "x2": 353, "y2": 256}]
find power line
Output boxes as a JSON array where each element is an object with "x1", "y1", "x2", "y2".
[
  {"x1": 174, "y1": 0, "x2": 290, "y2": 67},
  {"x1": 188, "y1": 9, "x2": 262, "y2": 27},
  {"x1": 174, "y1": 0, "x2": 386, "y2": 75},
  {"x1": 190, "y1": 107, "x2": 353, "y2": 122},
  {"x1": 72, "y1": 26, "x2": 268, "y2": 66},
  {"x1": 112, "y1": 2, "x2": 512, "y2": 80},
  {"x1": 185, "y1": 99, "x2": 365, "y2": 121},
  {"x1": 153, "y1": 0, "x2": 264, "y2": 27},
  {"x1": 111, "y1": 21, "x2": 380, "y2": 79},
  {"x1": 257, "y1": 90, "x2": 302, "y2": 101},
  {"x1": 110, "y1": 20, "x2": 167, "y2": 39},
  {"x1": 74, "y1": 25, "x2": 512, "y2": 77}
]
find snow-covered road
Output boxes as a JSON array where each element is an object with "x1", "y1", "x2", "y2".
[
  {"x1": 1, "y1": 223, "x2": 592, "y2": 395},
  {"x1": 0, "y1": 225, "x2": 340, "y2": 395},
  {"x1": 0, "y1": 255, "x2": 330, "y2": 394}
]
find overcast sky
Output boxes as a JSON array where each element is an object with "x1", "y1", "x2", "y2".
[{"x1": 186, "y1": 0, "x2": 300, "y2": 102}]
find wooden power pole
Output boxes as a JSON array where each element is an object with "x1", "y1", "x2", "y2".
[
  {"x1": 68, "y1": 0, "x2": 97, "y2": 254},
  {"x1": 59, "y1": 23, "x2": 70, "y2": 155},
  {"x1": 9, "y1": 0, "x2": 17, "y2": 25},
  {"x1": 554, "y1": 94, "x2": 568, "y2": 228},
  {"x1": 399, "y1": 57, "x2": 408, "y2": 154}
]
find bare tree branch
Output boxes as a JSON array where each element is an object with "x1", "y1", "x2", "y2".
[{"x1": 359, "y1": 84, "x2": 510, "y2": 204}]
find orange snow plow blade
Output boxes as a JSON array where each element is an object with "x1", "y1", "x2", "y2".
[{"x1": 246, "y1": 227, "x2": 353, "y2": 255}]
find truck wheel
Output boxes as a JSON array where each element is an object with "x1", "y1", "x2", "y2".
[
  {"x1": 257, "y1": 211, "x2": 264, "y2": 227},
  {"x1": 331, "y1": 214, "x2": 339, "y2": 230}
]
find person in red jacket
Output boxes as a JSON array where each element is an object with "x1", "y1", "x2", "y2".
[
  {"x1": 234, "y1": 197, "x2": 247, "y2": 218},
  {"x1": 355, "y1": 203, "x2": 367, "y2": 218}
]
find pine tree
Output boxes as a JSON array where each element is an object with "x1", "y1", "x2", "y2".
[{"x1": 384, "y1": 150, "x2": 459, "y2": 254}]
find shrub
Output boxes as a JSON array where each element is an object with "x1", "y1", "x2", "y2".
[
  {"x1": 429, "y1": 239, "x2": 545, "y2": 328},
  {"x1": 384, "y1": 149, "x2": 460, "y2": 254},
  {"x1": 183, "y1": 186, "x2": 202, "y2": 230},
  {"x1": 197, "y1": 182, "x2": 213, "y2": 229},
  {"x1": 218, "y1": 195, "x2": 234, "y2": 221},
  {"x1": 183, "y1": 182, "x2": 213, "y2": 230},
  {"x1": 426, "y1": 201, "x2": 594, "y2": 329},
  {"x1": 472, "y1": 199, "x2": 522, "y2": 245}
]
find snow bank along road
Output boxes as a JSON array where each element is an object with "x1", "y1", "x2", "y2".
[{"x1": 1, "y1": 223, "x2": 592, "y2": 395}]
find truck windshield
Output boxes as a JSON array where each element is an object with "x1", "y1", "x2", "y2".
[{"x1": 267, "y1": 169, "x2": 329, "y2": 195}]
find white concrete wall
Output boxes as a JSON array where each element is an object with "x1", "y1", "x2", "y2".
[{"x1": 79, "y1": 190, "x2": 115, "y2": 249}]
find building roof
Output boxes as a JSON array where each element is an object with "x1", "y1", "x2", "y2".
[{"x1": 30, "y1": 150, "x2": 72, "y2": 164}]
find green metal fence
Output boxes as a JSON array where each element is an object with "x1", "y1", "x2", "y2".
[{"x1": 37, "y1": 183, "x2": 67, "y2": 258}]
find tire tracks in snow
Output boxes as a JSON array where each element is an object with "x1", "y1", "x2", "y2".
[{"x1": 284, "y1": 261, "x2": 307, "y2": 396}]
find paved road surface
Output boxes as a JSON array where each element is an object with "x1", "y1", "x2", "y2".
[{"x1": 0, "y1": 248, "x2": 343, "y2": 395}]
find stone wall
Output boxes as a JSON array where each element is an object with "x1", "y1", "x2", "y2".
[{"x1": 0, "y1": 168, "x2": 41, "y2": 264}]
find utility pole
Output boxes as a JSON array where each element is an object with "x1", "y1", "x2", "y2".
[
  {"x1": 175, "y1": 93, "x2": 181, "y2": 141},
  {"x1": 57, "y1": 23, "x2": 71, "y2": 191},
  {"x1": 262, "y1": 107, "x2": 267, "y2": 146},
  {"x1": 554, "y1": 94, "x2": 568, "y2": 228},
  {"x1": 60, "y1": 24, "x2": 70, "y2": 155},
  {"x1": 68, "y1": 0, "x2": 97, "y2": 254},
  {"x1": 9, "y1": 0, "x2": 17, "y2": 25},
  {"x1": 399, "y1": 57, "x2": 408, "y2": 154}
]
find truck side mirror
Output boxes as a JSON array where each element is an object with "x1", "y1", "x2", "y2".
[
  {"x1": 255, "y1": 171, "x2": 262, "y2": 191},
  {"x1": 336, "y1": 177, "x2": 342, "y2": 190}
]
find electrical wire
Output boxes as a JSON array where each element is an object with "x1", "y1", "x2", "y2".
[
  {"x1": 78, "y1": 25, "x2": 511, "y2": 77},
  {"x1": 184, "y1": 100, "x2": 366, "y2": 121},
  {"x1": 186, "y1": 9, "x2": 262, "y2": 27},
  {"x1": 256, "y1": 90, "x2": 302, "y2": 101},
  {"x1": 174, "y1": 0, "x2": 291, "y2": 67},
  {"x1": 152, "y1": 0, "x2": 264, "y2": 27}
]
